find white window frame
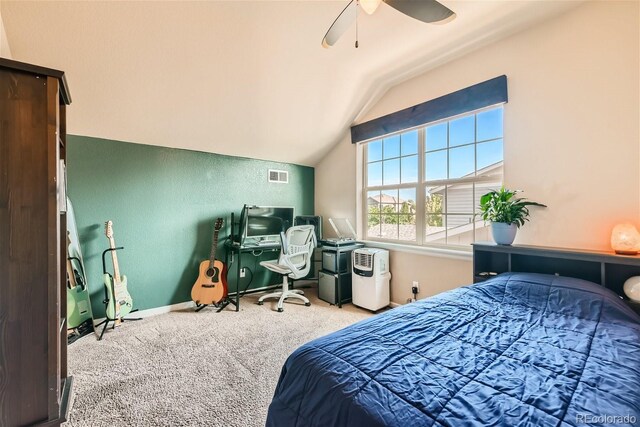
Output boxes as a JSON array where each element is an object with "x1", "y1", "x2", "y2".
[{"x1": 360, "y1": 104, "x2": 504, "y2": 250}]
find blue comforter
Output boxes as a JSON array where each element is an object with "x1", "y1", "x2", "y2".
[{"x1": 267, "y1": 273, "x2": 640, "y2": 426}]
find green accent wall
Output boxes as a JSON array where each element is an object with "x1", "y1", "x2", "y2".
[{"x1": 67, "y1": 136, "x2": 314, "y2": 317}]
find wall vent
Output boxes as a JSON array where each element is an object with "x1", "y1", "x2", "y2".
[{"x1": 268, "y1": 169, "x2": 289, "y2": 184}]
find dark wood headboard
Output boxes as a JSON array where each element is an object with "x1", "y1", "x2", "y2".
[{"x1": 472, "y1": 242, "x2": 640, "y2": 315}]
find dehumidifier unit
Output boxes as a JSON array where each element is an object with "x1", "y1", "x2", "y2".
[{"x1": 352, "y1": 248, "x2": 391, "y2": 311}]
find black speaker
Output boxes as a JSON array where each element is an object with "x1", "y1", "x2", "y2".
[{"x1": 294, "y1": 215, "x2": 323, "y2": 240}]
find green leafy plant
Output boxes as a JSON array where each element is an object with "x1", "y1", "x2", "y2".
[{"x1": 479, "y1": 187, "x2": 546, "y2": 227}]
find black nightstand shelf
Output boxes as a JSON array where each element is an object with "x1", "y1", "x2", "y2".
[
  {"x1": 628, "y1": 300, "x2": 640, "y2": 316},
  {"x1": 473, "y1": 242, "x2": 640, "y2": 315}
]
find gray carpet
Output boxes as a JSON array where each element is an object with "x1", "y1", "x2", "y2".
[{"x1": 67, "y1": 286, "x2": 372, "y2": 426}]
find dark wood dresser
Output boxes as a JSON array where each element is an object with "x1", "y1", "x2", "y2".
[
  {"x1": 0, "y1": 58, "x2": 72, "y2": 426},
  {"x1": 473, "y1": 242, "x2": 640, "y2": 315}
]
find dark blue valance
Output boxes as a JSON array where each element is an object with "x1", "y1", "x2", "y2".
[{"x1": 351, "y1": 75, "x2": 508, "y2": 144}]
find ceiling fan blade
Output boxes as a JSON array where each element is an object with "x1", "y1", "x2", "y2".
[
  {"x1": 384, "y1": 0, "x2": 456, "y2": 24},
  {"x1": 322, "y1": 0, "x2": 357, "y2": 48}
]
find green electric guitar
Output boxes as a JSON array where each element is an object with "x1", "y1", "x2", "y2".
[
  {"x1": 66, "y1": 197, "x2": 95, "y2": 341},
  {"x1": 104, "y1": 221, "x2": 133, "y2": 322},
  {"x1": 67, "y1": 233, "x2": 93, "y2": 329}
]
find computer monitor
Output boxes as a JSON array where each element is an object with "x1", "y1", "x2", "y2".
[{"x1": 244, "y1": 206, "x2": 294, "y2": 241}]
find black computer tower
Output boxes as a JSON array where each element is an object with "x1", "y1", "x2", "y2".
[{"x1": 294, "y1": 215, "x2": 322, "y2": 241}]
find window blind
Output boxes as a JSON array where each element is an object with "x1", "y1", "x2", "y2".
[{"x1": 351, "y1": 75, "x2": 508, "y2": 144}]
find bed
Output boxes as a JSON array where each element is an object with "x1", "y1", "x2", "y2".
[{"x1": 266, "y1": 273, "x2": 640, "y2": 426}]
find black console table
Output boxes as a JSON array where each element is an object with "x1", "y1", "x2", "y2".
[
  {"x1": 473, "y1": 242, "x2": 640, "y2": 314},
  {"x1": 224, "y1": 241, "x2": 281, "y2": 311}
]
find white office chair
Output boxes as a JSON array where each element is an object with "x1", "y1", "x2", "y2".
[{"x1": 258, "y1": 225, "x2": 317, "y2": 312}]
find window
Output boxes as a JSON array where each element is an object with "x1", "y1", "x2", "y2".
[{"x1": 363, "y1": 106, "x2": 504, "y2": 248}]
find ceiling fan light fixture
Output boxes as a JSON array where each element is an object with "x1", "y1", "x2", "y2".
[
  {"x1": 322, "y1": 0, "x2": 456, "y2": 49},
  {"x1": 359, "y1": 0, "x2": 382, "y2": 15}
]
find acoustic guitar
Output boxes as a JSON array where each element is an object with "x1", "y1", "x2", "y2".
[
  {"x1": 191, "y1": 218, "x2": 228, "y2": 306},
  {"x1": 104, "y1": 221, "x2": 134, "y2": 323}
]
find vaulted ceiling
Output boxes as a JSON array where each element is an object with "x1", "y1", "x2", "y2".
[{"x1": 1, "y1": 1, "x2": 577, "y2": 166}]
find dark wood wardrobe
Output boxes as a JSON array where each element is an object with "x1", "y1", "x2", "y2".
[{"x1": 0, "y1": 58, "x2": 72, "y2": 426}]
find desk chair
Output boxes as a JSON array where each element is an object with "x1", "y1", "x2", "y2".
[{"x1": 258, "y1": 225, "x2": 317, "y2": 312}]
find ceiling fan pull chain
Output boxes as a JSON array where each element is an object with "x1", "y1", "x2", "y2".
[{"x1": 355, "y1": 1, "x2": 359, "y2": 48}]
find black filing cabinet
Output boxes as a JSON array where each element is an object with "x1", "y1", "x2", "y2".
[{"x1": 318, "y1": 243, "x2": 364, "y2": 307}]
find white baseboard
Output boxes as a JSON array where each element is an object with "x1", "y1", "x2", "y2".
[
  {"x1": 91, "y1": 284, "x2": 293, "y2": 324},
  {"x1": 93, "y1": 300, "x2": 196, "y2": 324},
  {"x1": 91, "y1": 281, "x2": 357, "y2": 323},
  {"x1": 389, "y1": 302, "x2": 401, "y2": 308},
  {"x1": 134, "y1": 300, "x2": 197, "y2": 318}
]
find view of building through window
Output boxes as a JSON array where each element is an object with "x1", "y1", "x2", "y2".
[{"x1": 364, "y1": 106, "x2": 504, "y2": 247}]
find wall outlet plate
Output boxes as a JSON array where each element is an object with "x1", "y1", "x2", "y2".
[
  {"x1": 412, "y1": 281, "x2": 420, "y2": 293},
  {"x1": 240, "y1": 268, "x2": 246, "y2": 278}
]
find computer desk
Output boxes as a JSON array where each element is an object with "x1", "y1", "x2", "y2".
[{"x1": 223, "y1": 240, "x2": 281, "y2": 311}]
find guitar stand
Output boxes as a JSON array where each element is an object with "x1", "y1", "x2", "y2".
[
  {"x1": 68, "y1": 256, "x2": 86, "y2": 285},
  {"x1": 215, "y1": 297, "x2": 237, "y2": 313},
  {"x1": 194, "y1": 298, "x2": 236, "y2": 313},
  {"x1": 94, "y1": 308, "x2": 141, "y2": 341},
  {"x1": 95, "y1": 247, "x2": 142, "y2": 341},
  {"x1": 194, "y1": 302, "x2": 219, "y2": 312}
]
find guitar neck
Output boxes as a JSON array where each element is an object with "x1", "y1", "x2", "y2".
[
  {"x1": 209, "y1": 230, "x2": 219, "y2": 267},
  {"x1": 66, "y1": 232, "x2": 75, "y2": 287},
  {"x1": 67, "y1": 258, "x2": 77, "y2": 288},
  {"x1": 109, "y1": 235, "x2": 121, "y2": 282}
]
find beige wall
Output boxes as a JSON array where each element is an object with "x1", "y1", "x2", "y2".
[
  {"x1": 315, "y1": 134, "x2": 357, "y2": 232},
  {"x1": 0, "y1": 7, "x2": 11, "y2": 58},
  {"x1": 315, "y1": 1, "x2": 640, "y2": 304},
  {"x1": 388, "y1": 252, "x2": 471, "y2": 303}
]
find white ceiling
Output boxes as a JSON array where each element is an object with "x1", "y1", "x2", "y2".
[{"x1": 1, "y1": 1, "x2": 578, "y2": 166}]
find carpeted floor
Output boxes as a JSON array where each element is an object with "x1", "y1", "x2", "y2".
[{"x1": 67, "y1": 286, "x2": 372, "y2": 426}]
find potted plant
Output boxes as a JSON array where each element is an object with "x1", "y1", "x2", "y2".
[{"x1": 479, "y1": 187, "x2": 546, "y2": 245}]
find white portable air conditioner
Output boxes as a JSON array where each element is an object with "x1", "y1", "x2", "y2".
[{"x1": 352, "y1": 248, "x2": 391, "y2": 311}]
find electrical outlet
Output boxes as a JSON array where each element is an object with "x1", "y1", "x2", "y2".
[
  {"x1": 240, "y1": 268, "x2": 246, "y2": 278},
  {"x1": 412, "y1": 281, "x2": 420, "y2": 294}
]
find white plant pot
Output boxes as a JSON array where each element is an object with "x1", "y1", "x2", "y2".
[{"x1": 491, "y1": 222, "x2": 517, "y2": 245}]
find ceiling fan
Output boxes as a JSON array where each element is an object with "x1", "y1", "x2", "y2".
[{"x1": 322, "y1": 0, "x2": 456, "y2": 48}]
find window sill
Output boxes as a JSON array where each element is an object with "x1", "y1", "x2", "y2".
[{"x1": 358, "y1": 240, "x2": 473, "y2": 261}]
